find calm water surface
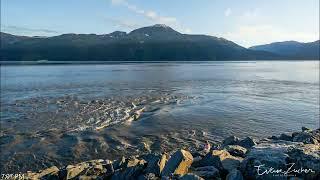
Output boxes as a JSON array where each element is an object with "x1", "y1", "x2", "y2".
[{"x1": 0, "y1": 61, "x2": 319, "y2": 173}]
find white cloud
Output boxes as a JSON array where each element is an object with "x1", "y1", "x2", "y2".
[
  {"x1": 2, "y1": 25, "x2": 59, "y2": 35},
  {"x1": 104, "y1": 17, "x2": 140, "y2": 29},
  {"x1": 241, "y1": 9, "x2": 260, "y2": 19},
  {"x1": 221, "y1": 24, "x2": 319, "y2": 47},
  {"x1": 224, "y1": 8, "x2": 232, "y2": 17},
  {"x1": 110, "y1": 0, "x2": 177, "y2": 25},
  {"x1": 111, "y1": 0, "x2": 124, "y2": 5}
]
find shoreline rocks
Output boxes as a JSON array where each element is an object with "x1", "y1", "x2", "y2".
[{"x1": 26, "y1": 128, "x2": 319, "y2": 180}]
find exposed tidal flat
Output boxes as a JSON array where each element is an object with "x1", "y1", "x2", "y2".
[{"x1": 0, "y1": 61, "x2": 319, "y2": 176}]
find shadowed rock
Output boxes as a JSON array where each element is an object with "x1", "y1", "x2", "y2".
[
  {"x1": 224, "y1": 145, "x2": 247, "y2": 158},
  {"x1": 161, "y1": 149, "x2": 193, "y2": 176},
  {"x1": 143, "y1": 153, "x2": 167, "y2": 176},
  {"x1": 194, "y1": 149, "x2": 241, "y2": 173},
  {"x1": 237, "y1": 137, "x2": 256, "y2": 149},
  {"x1": 222, "y1": 136, "x2": 239, "y2": 147},
  {"x1": 192, "y1": 166, "x2": 220, "y2": 179},
  {"x1": 240, "y1": 141, "x2": 297, "y2": 180},
  {"x1": 292, "y1": 129, "x2": 319, "y2": 144},
  {"x1": 137, "y1": 173, "x2": 159, "y2": 180},
  {"x1": 226, "y1": 169, "x2": 244, "y2": 180},
  {"x1": 179, "y1": 173, "x2": 204, "y2": 180},
  {"x1": 111, "y1": 157, "x2": 147, "y2": 180}
]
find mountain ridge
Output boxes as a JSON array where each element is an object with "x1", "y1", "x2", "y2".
[
  {"x1": 1, "y1": 24, "x2": 318, "y2": 61},
  {"x1": 249, "y1": 40, "x2": 319, "y2": 59}
]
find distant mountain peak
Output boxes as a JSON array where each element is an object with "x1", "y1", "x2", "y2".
[
  {"x1": 151, "y1": 24, "x2": 171, "y2": 28},
  {"x1": 128, "y1": 24, "x2": 180, "y2": 37},
  {"x1": 108, "y1": 31, "x2": 127, "y2": 37}
]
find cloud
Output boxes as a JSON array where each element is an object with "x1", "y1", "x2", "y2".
[
  {"x1": 1, "y1": 25, "x2": 59, "y2": 35},
  {"x1": 110, "y1": 0, "x2": 183, "y2": 26},
  {"x1": 104, "y1": 17, "x2": 140, "y2": 29},
  {"x1": 224, "y1": 8, "x2": 232, "y2": 17},
  {"x1": 221, "y1": 24, "x2": 319, "y2": 47},
  {"x1": 241, "y1": 9, "x2": 260, "y2": 19}
]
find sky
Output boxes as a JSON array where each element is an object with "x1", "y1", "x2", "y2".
[{"x1": 1, "y1": 0, "x2": 319, "y2": 47}]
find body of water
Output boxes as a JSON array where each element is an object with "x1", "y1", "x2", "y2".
[{"x1": 0, "y1": 61, "x2": 319, "y2": 173}]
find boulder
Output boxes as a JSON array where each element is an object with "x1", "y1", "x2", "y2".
[
  {"x1": 179, "y1": 173, "x2": 204, "y2": 180},
  {"x1": 194, "y1": 150, "x2": 227, "y2": 169},
  {"x1": 293, "y1": 129, "x2": 320, "y2": 144},
  {"x1": 221, "y1": 156, "x2": 243, "y2": 172},
  {"x1": 82, "y1": 164, "x2": 106, "y2": 176},
  {"x1": 161, "y1": 149, "x2": 193, "y2": 176},
  {"x1": 302, "y1": 127, "x2": 312, "y2": 132},
  {"x1": 143, "y1": 153, "x2": 167, "y2": 176},
  {"x1": 27, "y1": 166, "x2": 59, "y2": 179},
  {"x1": 137, "y1": 173, "x2": 159, "y2": 180},
  {"x1": 222, "y1": 136, "x2": 239, "y2": 147},
  {"x1": 78, "y1": 175, "x2": 100, "y2": 180},
  {"x1": 194, "y1": 150, "x2": 241, "y2": 172},
  {"x1": 58, "y1": 160, "x2": 114, "y2": 179},
  {"x1": 112, "y1": 156, "x2": 127, "y2": 170},
  {"x1": 105, "y1": 160, "x2": 115, "y2": 176},
  {"x1": 287, "y1": 143, "x2": 320, "y2": 179},
  {"x1": 226, "y1": 169, "x2": 244, "y2": 180},
  {"x1": 269, "y1": 133, "x2": 293, "y2": 142},
  {"x1": 278, "y1": 133, "x2": 293, "y2": 141},
  {"x1": 192, "y1": 166, "x2": 220, "y2": 179},
  {"x1": 240, "y1": 140, "x2": 299, "y2": 180},
  {"x1": 111, "y1": 157, "x2": 147, "y2": 179},
  {"x1": 224, "y1": 145, "x2": 247, "y2": 157},
  {"x1": 237, "y1": 137, "x2": 256, "y2": 149},
  {"x1": 62, "y1": 163, "x2": 89, "y2": 179}
]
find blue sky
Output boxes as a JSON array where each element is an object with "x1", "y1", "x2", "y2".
[{"x1": 1, "y1": 0, "x2": 319, "y2": 47}]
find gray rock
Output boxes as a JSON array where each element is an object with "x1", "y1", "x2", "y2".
[
  {"x1": 112, "y1": 156, "x2": 127, "y2": 170},
  {"x1": 26, "y1": 166, "x2": 59, "y2": 179},
  {"x1": 222, "y1": 156, "x2": 243, "y2": 172},
  {"x1": 279, "y1": 133, "x2": 293, "y2": 141},
  {"x1": 226, "y1": 169, "x2": 244, "y2": 180},
  {"x1": 78, "y1": 175, "x2": 101, "y2": 179},
  {"x1": 194, "y1": 149, "x2": 241, "y2": 172},
  {"x1": 161, "y1": 149, "x2": 193, "y2": 176},
  {"x1": 193, "y1": 166, "x2": 220, "y2": 179},
  {"x1": 111, "y1": 157, "x2": 147, "y2": 180},
  {"x1": 240, "y1": 140, "x2": 300, "y2": 180},
  {"x1": 237, "y1": 137, "x2": 256, "y2": 149},
  {"x1": 179, "y1": 173, "x2": 204, "y2": 180},
  {"x1": 292, "y1": 131, "x2": 318, "y2": 144},
  {"x1": 193, "y1": 150, "x2": 226, "y2": 169},
  {"x1": 224, "y1": 145, "x2": 247, "y2": 157},
  {"x1": 302, "y1": 127, "x2": 312, "y2": 132},
  {"x1": 161, "y1": 176, "x2": 171, "y2": 180},
  {"x1": 287, "y1": 143, "x2": 320, "y2": 179},
  {"x1": 143, "y1": 153, "x2": 167, "y2": 176},
  {"x1": 105, "y1": 160, "x2": 115, "y2": 176},
  {"x1": 137, "y1": 173, "x2": 159, "y2": 180},
  {"x1": 64, "y1": 163, "x2": 89, "y2": 179},
  {"x1": 222, "y1": 136, "x2": 239, "y2": 147}
]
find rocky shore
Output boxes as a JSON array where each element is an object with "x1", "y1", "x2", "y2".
[{"x1": 26, "y1": 127, "x2": 319, "y2": 180}]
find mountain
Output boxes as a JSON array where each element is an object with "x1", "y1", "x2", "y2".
[
  {"x1": 250, "y1": 40, "x2": 320, "y2": 60},
  {"x1": 0, "y1": 24, "x2": 299, "y2": 61}
]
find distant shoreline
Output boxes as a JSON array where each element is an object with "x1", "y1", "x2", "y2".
[{"x1": 1, "y1": 60, "x2": 318, "y2": 66}]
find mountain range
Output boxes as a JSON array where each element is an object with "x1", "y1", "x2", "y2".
[
  {"x1": 0, "y1": 24, "x2": 319, "y2": 61},
  {"x1": 250, "y1": 40, "x2": 320, "y2": 60}
]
